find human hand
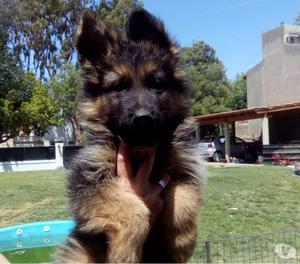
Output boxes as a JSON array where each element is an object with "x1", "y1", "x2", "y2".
[
  {"x1": 117, "y1": 142, "x2": 170, "y2": 224},
  {"x1": 0, "y1": 253, "x2": 9, "y2": 264}
]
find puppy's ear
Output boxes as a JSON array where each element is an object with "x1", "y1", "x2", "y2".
[
  {"x1": 127, "y1": 8, "x2": 172, "y2": 50},
  {"x1": 76, "y1": 9, "x2": 119, "y2": 63}
]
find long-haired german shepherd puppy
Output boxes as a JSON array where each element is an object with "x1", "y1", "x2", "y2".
[{"x1": 55, "y1": 8, "x2": 204, "y2": 263}]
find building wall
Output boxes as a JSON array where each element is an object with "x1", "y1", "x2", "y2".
[
  {"x1": 0, "y1": 139, "x2": 14, "y2": 148},
  {"x1": 43, "y1": 123, "x2": 74, "y2": 145},
  {"x1": 262, "y1": 26, "x2": 284, "y2": 58},
  {"x1": 282, "y1": 45, "x2": 300, "y2": 103},
  {"x1": 247, "y1": 62, "x2": 263, "y2": 108},
  {"x1": 247, "y1": 24, "x2": 300, "y2": 141},
  {"x1": 247, "y1": 119, "x2": 262, "y2": 140},
  {"x1": 247, "y1": 24, "x2": 300, "y2": 107},
  {"x1": 11, "y1": 123, "x2": 75, "y2": 147},
  {"x1": 257, "y1": 25, "x2": 300, "y2": 106}
]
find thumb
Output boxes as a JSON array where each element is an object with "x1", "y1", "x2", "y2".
[{"x1": 117, "y1": 142, "x2": 133, "y2": 180}]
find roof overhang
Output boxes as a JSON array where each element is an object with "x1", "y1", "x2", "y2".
[{"x1": 194, "y1": 102, "x2": 300, "y2": 126}]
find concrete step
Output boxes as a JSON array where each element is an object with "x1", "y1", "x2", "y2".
[
  {"x1": 263, "y1": 144, "x2": 300, "y2": 149},
  {"x1": 263, "y1": 150, "x2": 300, "y2": 155},
  {"x1": 263, "y1": 144, "x2": 300, "y2": 164},
  {"x1": 263, "y1": 156, "x2": 300, "y2": 161}
]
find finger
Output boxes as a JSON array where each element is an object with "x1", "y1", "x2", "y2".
[
  {"x1": 117, "y1": 142, "x2": 133, "y2": 180},
  {"x1": 135, "y1": 148, "x2": 156, "y2": 184},
  {"x1": 153, "y1": 174, "x2": 171, "y2": 195}
]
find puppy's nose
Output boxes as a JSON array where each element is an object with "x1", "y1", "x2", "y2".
[{"x1": 133, "y1": 109, "x2": 153, "y2": 127}]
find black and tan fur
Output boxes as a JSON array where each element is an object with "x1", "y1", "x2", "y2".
[{"x1": 55, "y1": 8, "x2": 205, "y2": 263}]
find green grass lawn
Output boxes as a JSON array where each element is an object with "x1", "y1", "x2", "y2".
[
  {"x1": 0, "y1": 170, "x2": 69, "y2": 227},
  {"x1": 0, "y1": 166, "x2": 299, "y2": 241},
  {"x1": 200, "y1": 166, "x2": 300, "y2": 240}
]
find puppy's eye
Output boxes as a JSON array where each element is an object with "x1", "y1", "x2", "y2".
[
  {"x1": 108, "y1": 78, "x2": 130, "y2": 92},
  {"x1": 111, "y1": 82, "x2": 127, "y2": 91},
  {"x1": 146, "y1": 75, "x2": 165, "y2": 90}
]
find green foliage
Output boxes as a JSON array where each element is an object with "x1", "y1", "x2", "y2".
[
  {"x1": 23, "y1": 80, "x2": 62, "y2": 136},
  {"x1": 0, "y1": 29, "x2": 31, "y2": 101},
  {"x1": 0, "y1": 0, "x2": 83, "y2": 77},
  {"x1": 181, "y1": 41, "x2": 231, "y2": 115},
  {"x1": 227, "y1": 73, "x2": 247, "y2": 110},
  {"x1": 0, "y1": 73, "x2": 61, "y2": 142},
  {"x1": 50, "y1": 64, "x2": 81, "y2": 143},
  {"x1": 0, "y1": 29, "x2": 60, "y2": 142},
  {"x1": 50, "y1": 64, "x2": 80, "y2": 122},
  {"x1": 1, "y1": 0, "x2": 142, "y2": 78},
  {"x1": 181, "y1": 41, "x2": 220, "y2": 67},
  {"x1": 0, "y1": 0, "x2": 143, "y2": 142},
  {"x1": 0, "y1": 74, "x2": 61, "y2": 142},
  {"x1": 0, "y1": 29, "x2": 32, "y2": 142},
  {"x1": 97, "y1": 0, "x2": 142, "y2": 32}
]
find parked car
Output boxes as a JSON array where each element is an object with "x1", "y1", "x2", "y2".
[{"x1": 198, "y1": 136, "x2": 258, "y2": 163}]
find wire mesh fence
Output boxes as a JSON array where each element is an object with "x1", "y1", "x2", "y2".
[{"x1": 192, "y1": 228, "x2": 300, "y2": 263}]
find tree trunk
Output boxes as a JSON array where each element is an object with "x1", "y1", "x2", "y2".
[{"x1": 70, "y1": 113, "x2": 81, "y2": 145}]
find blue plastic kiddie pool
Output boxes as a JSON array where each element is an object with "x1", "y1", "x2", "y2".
[{"x1": 0, "y1": 220, "x2": 74, "y2": 263}]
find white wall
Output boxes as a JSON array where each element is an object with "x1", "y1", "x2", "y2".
[{"x1": 0, "y1": 143, "x2": 64, "y2": 172}]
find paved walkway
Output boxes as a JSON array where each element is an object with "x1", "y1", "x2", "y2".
[{"x1": 205, "y1": 162, "x2": 264, "y2": 168}]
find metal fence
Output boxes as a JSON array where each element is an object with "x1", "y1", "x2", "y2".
[
  {"x1": 63, "y1": 145, "x2": 82, "y2": 169},
  {"x1": 0, "y1": 145, "x2": 82, "y2": 171},
  {"x1": 0, "y1": 145, "x2": 82, "y2": 162},
  {"x1": 192, "y1": 228, "x2": 300, "y2": 263},
  {"x1": 0, "y1": 146, "x2": 55, "y2": 162}
]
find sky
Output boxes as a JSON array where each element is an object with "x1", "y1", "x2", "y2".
[{"x1": 143, "y1": 0, "x2": 300, "y2": 80}]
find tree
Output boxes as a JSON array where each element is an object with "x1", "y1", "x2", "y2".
[
  {"x1": 0, "y1": 90, "x2": 28, "y2": 143},
  {"x1": 23, "y1": 80, "x2": 62, "y2": 136},
  {"x1": 227, "y1": 73, "x2": 247, "y2": 110},
  {"x1": 97, "y1": 0, "x2": 142, "y2": 33},
  {"x1": 1, "y1": 0, "x2": 142, "y2": 78},
  {"x1": 181, "y1": 41, "x2": 220, "y2": 67},
  {"x1": 50, "y1": 64, "x2": 82, "y2": 144},
  {"x1": 0, "y1": 73, "x2": 61, "y2": 143},
  {"x1": 0, "y1": 0, "x2": 143, "y2": 143},
  {"x1": 0, "y1": 29, "x2": 30, "y2": 99},
  {"x1": 180, "y1": 41, "x2": 231, "y2": 116},
  {"x1": 0, "y1": 0, "x2": 82, "y2": 78},
  {"x1": 0, "y1": 27, "x2": 61, "y2": 143},
  {"x1": 0, "y1": 28, "x2": 32, "y2": 143}
]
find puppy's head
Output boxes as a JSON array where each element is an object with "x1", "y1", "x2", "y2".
[{"x1": 76, "y1": 8, "x2": 189, "y2": 146}]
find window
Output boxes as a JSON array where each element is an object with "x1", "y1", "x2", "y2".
[
  {"x1": 286, "y1": 34, "x2": 300, "y2": 44},
  {"x1": 219, "y1": 137, "x2": 225, "y2": 144}
]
